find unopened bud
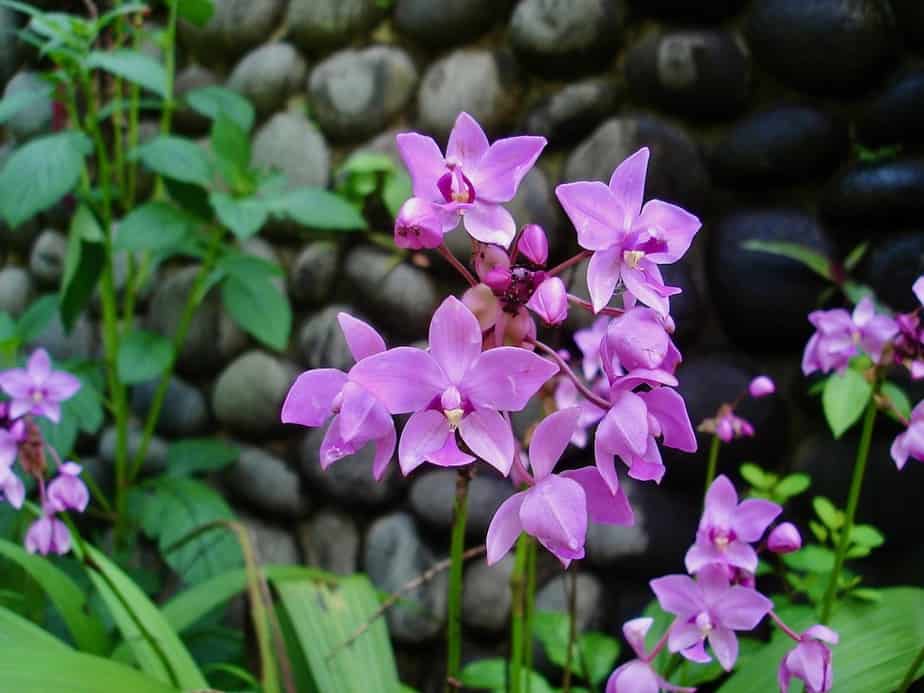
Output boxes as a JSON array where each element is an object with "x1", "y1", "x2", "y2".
[
  {"x1": 484, "y1": 267, "x2": 512, "y2": 292},
  {"x1": 474, "y1": 244, "x2": 510, "y2": 282},
  {"x1": 749, "y1": 375, "x2": 776, "y2": 398},
  {"x1": 768, "y1": 522, "x2": 802, "y2": 554},
  {"x1": 516, "y1": 224, "x2": 549, "y2": 266},
  {"x1": 526, "y1": 277, "x2": 568, "y2": 326},
  {"x1": 394, "y1": 198, "x2": 444, "y2": 250}
]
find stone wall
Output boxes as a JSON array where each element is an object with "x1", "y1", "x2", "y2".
[{"x1": 2, "y1": 1, "x2": 924, "y2": 688}]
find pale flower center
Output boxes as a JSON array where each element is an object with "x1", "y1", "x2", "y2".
[
  {"x1": 31, "y1": 389, "x2": 44, "y2": 403},
  {"x1": 440, "y1": 387, "x2": 464, "y2": 431},
  {"x1": 695, "y1": 611, "x2": 713, "y2": 635},
  {"x1": 623, "y1": 250, "x2": 645, "y2": 269}
]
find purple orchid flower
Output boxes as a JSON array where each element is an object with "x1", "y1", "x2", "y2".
[
  {"x1": 748, "y1": 376, "x2": 775, "y2": 398},
  {"x1": 47, "y1": 462, "x2": 89, "y2": 513},
  {"x1": 802, "y1": 297, "x2": 898, "y2": 375},
  {"x1": 768, "y1": 522, "x2": 802, "y2": 555},
  {"x1": 602, "y1": 306, "x2": 681, "y2": 378},
  {"x1": 0, "y1": 465, "x2": 24, "y2": 509},
  {"x1": 685, "y1": 475, "x2": 781, "y2": 575},
  {"x1": 281, "y1": 314, "x2": 397, "y2": 480},
  {"x1": 486, "y1": 407, "x2": 633, "y2": 567},
  {"x1": 0, "y1": 349, "x2": 81, "y2": 423},
  {"x1": 574, "y1": 317, "x2": 610, "y2": 381},
  {"x1": 0, "y1": 423, "x2": 22, "y2": 471},
  {"x1": 25, "y1": 510, "x2": 71, "y2": 555},
  {"x1": 556, "y1": 148, "x2": 701, "y2": 315},
  {"x1": 891, "y1": 400, "x2": 924, "y2": 470},
  {"x1": 778, "y1": 625, "x2": 838, "y2": 693},
  {"x1": 651, "y1": 564, "x2": 773, "y2": 671},
  {"x1": 350, "y1": 297, "x2": 559, "y2": 475},
  {"x1": 394, "y1": 197, "x2": 445, "y2": 250},
  {"x1": 396, "y1": 112, "x2": 546, "y2": 247},
  {"x1": 516, "y1": 223, "x2": 549, "y2": 266},
  {"x1": 553, "y1": 376, "x2": 606, "y2": 448},
  {"x1": 526, "y1": 276, "x2": 568, "y2": 326},
  {"x1": 606, "y1": 618, "x2": 696, "y2": 693},
  {"x1": 713, "y1": 410, "x2": 755, "y2": 443}
]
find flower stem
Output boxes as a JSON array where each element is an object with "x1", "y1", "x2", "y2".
[
  {"x1": 703, "y1": 435, "x2": 721, "y2": 495},
  {"x1": 768, "y1": 611, "x2": 801, "y2": 642},
  {"x1": 562, "y1": 568, "x2": 578, "y2": 693},
  {"x1": 898, "y1": 644, "x2": 924, "y2": 693},
  {"x1": 445, "y1": 469, "x2": 471, "y2": 691},
  {"x1": 820, "y1": 392, "x2": 878, "y2": 624},
  {"x1": 509, "y1": 533, "x2": 531, "y2": 693},
  {"x1": 548, "y1": 251, "x2": 592, "y2": 277},
  {"x1": 523, "y1": 539, "x2": 537, "y2": 691},
  {"x1": 529, "y1": 338, "x2": 611, "y2": 410},
  {"x1": 566, "y1": 294, "x2": 625, "y2": 317},
  {"x1": 438, "y1": 244, "x2": 477, "y2": 287}
]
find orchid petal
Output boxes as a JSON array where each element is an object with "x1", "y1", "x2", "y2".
[
  {"x1": 640, "y1": 387, "x2": 697, "y2": 452},
  {"x1": 609, "y1": 147, "x2": 649, "y2": 222},
  {"x1": 465, "y1": 347, "x2": 558, "y2": 411},
  {"x1": 338, "y1": 382, "x2": 392, "y2": 442},
  {"x1": 733, "y1": 498, "x2": 782, "y2": 542},
  {"x1": 561, "y1": 466, "x2": 634, "y2": 525},
  {"x1": 319, "y1": 416, "x2": 361, "y2": 469},
  {"x1": 397, "y1": 410, "x2": 451, "y2": 475},
  {"x1": 607, "y1": 660, "x2": 660, "y2": 693},
  {"x1": 462, "y1": 202, "x2": 516, "y2": 247},
  {"x1": 429, "y1": 296, "x2": 483, "y2": 384},
  {"x1": 372, "y1": 425, "x2": 396, "y2": 481},
  {"x1": 586, "y1": 245, "x2": 623, "y2": 314},
  {"x1": 27, "y1": 348, "x2": 52, "y2": 382},
  {"x1": 396, "y1": 132, "x2": 445, "y2": 201},
  {"x1": 458, "y1": 407, "x2": 515, "y2": 475},
  {"x1": 650, "y1": 574, "x2": 704, "y2": 617},
  {"x1": 429, "y1": 434, "x2": 477, "y2": 467},
  {"x1": 281, "y1": 369, "x2": 345, "y2": 427},
  {"x1": 723, "y1": 540, "x2": 759, "y2": 574},
  {"x1": 349, "y1": 347, "x2": 447, "y2": 414},
  {"x1": 486, "y1": 492, "x2": 525, "y2": 564},
  {"x1": 338, "y1": 313, "x2": 386, "y2": 362},
  {"x1": 669, "y1": 621, "x2": 705, "y2": 653},
  {"x1": 446, "y1": 112, "x2": 490, "y2": 169},
  {"x1": 598, "y1": 390, "x2": 649, "y2": 456},
  {"x1": 594, "y1": 435, "x2": 621, "y2": 495},
  {"x1": 556, "y1": 181, "x2": 624, "y2": 251},
  {"x1": 621, "y1": 263, "x2": 671, "y2": 316},
  {"x1": 636, "y1": 199, "x2": 701, "y2": 264},
  {"x1": 470, "y1": 135, "x2": 546, "y2": 203},
  {"x1": 528, "y1": 407, "x2": 581, "y2": 481},
  {"x1": 520, "y1": 475, "x2": 587, "y2": 566},
  {"x1": 709, "y1": 627, "x2": 739, "y2": 671},
  {"x1": 713, "y1": 586, "x2": 772, "y2": 631}
]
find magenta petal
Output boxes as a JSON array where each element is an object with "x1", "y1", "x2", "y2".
[
  {"x1": 625, "y1": 437, "x2": 665, "y2": 483},
  {"x1": 606, "y1": 660, "x2": 660, "y2": 693},
  {"x1": 338, "y1": 382, "x2": 392, "y2": 442},
  {"x1": 338, "y1": 313, "x2": 386, "y2": 362},
  {"x1": 528, "y1": 407, "x2": 581, "y2": 481},
  {"x1": 465, "y1": 347, "x2": 559, "y2": 411},
  {"x1": 714, "y1": 586, "x2": 772, "y2": 630},
  {"x1": 594, "y1": 435, "x2": 620, "y2": 494},
  {"x1": 697, "y1": 563, "x2": 731, "y2": 603},
  {"x1": 556, "y1": 181, "x2": 624, "y2": 251},
  {"x1": 520, "y1": 475, "x2": 587, "y2": 565},
  {"x1": 703, "y1": 475, "x2": 738, "y2": 526},
  {"x1": 914, "y1": 277, "x2": 924, "y2": 306},
  {"x1": 486, "y1": 492, "x2": 525, "y2": 564},
  {"x1": 35, "y1": 400, "x2": 62, "y2": 423},
  {"x1": 636, "y1": 199, "x2": 701, "y2": 264},
  {"x1": 319, "y1": 415, "x2": 360, "y2": 469},
  {"x1": 429, "y1": 296, "x2": 483, "y2": 384},
  {"x1": 1, "y1": 471, "x2": 24, "y2": 509},
  {"x1": 669, "y1": 621, "x2": 704, "y2": 653},
  {"x1": 27, "y1": 348, "x2": 52, "y2": 382},
  {"x1": 446, "y1": 112, "x2": 490, "y2": 169},
  {"x1": 25, "y1": 516, "x2": 53, "y2": 555},
  {"x1": 709, "y1": 627, "x2": 739, "y2": 671},
  {"x1": 609, "y1": 147, "x2": 649, "y2": 222},
  {"x1": 684, "y1": 542, "x2": 724, "y2": 574},
  {"x1": 0, "y1": 370, "x2": 33, "y2": 399},
  {"x1": 8, "y1": 399, "x2": 31, "y2": 420},
  {"x1": 372, "y1": 426, "x2": 397, "y2": 481},
  {"x1": 599, "y1": 390, "x2": 650, "y2": 456},
  {"x1": 44, "y1": 371, "x2": 81, "y2": 401},
  {"x1": 470, "y1": 135, "x2": 546, "y2": 203},
  {"x1": 281, "y1": 369, "x2": 346, "y2": 427},
  {"x1": 640, "y1": 387, "x2": 697, "y2": 452},
  {"x1": 397, "y1": 409, "x2": 450, "y2": 475},
  {"x1": 396, "y1": 132, "x2": 445, "y2": 200},
  {"x1": 458, "y1": 407, "x2": 515, "y2": 475},
  {"x1": 724, "y1": 540, "x2": 759, "y2": 574},
  {"x1": 586, "y1": 245, "x2": 623, "y2": 314},
  {"x1": 561, "y1": 466, "x2": 634, "y2": 525},
  {"x1": 462, "y1": 202, "x2": 516, "y2": 246},
  {"x1": 621, "y1": 264, "x2": 671, "y2": 316},
  {"x1": 349, "y1": 347, "x2": 447, "y2": 414},
  {"x1": 622, "y1": 617, "x2": 654, "y2": 659},
  {"x1": 650, "y1": 574, "x2": 703, "y2": 617},
  {"x1": 429, "y1": 434, "x2": 477, "y2": 467},
  {"x1": 733, "y1": 498, "x2": 782, "y2": 542}
]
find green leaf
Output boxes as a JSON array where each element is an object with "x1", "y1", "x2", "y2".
[
  {"x1": 17, "y1": 293, "x2": 59, "y2": 342},
  {"x1": 813, "y1": 497, "x2": 843, "y2": 530},
  {"x1": 117, "y1": 329, "x2": 174, "y2": 384},
  {"x1": 73, "y1": 543, "x2": 208, "y2": 689},
  {"x1": 577, "y1": 632, "x2": 620, "y2": 685},
  {"x1": 166, "y1": 438, "x2": 239, "y2": 476},
  {"x1": 881, "y1": 381, "x2": 912, "y2": 423},
  {"x1": 533, "y1": 610, "x2": 573, "y2": 672},
  {"x1": 822, "y1": 368, "x2": 873, "y2": 438},
  {"x1": 740, "y1": 463, "x2": 773, "y2": 489},
  {"x1": 60, "y1": 205, "x2": 104, "y2": 331},
  {"x1": 270, "y1": 188, "x2": 368, "y2": 231},
  {"x1": 383, "y1": 169, "x2": 412, "y2": 218},
  {"x1": 210, "y1": 192, "x2": 268, "y2": 239},
  {"x1": 220, "y1": 265, "x2": 291, "y2": 350},
  {"x1": 459, "y1": 659, "x2": 555, "y2": 692},
  {"x1": 338, "y1": 152, "x2": 396, "y2": 176},
  {"x1": 210, "y1": 116, "x2": 250, "y2": 174},
  {"x1": 184, "y1": 85, "x2": 254, "y2": 133},
  {"x1": 809, "y1": 520, "x2": 828, "y2": 543},
  {"x1": 65, "y1": 367, "x2": 104, "y2": 434},
  {"x1": 174, "y1": 0, "x2": 215, "y2": 26},
  {"x1": 87, "y1": 49, "x2": 167, "y2": 97},
  {"x1": 0, "y1": 604, "x2": 71, "y2": 651},
  {"x1": 719, "y1": 588, "x2": 924, "y2": 693},
  {"x1": 773, "y1": 473, "x2": 810, "y2": 501},
  {"x1": 782, "y1": 544, "x2": 836, "y2": 574},
  {"x1": 850, "y1": 524, "x2": 885, "y2": 548},
  {"x1": 843, "y1": 242, "x2": 869, "y2": 272},
  {"x1": 741, "y1": 239, "x2": 833, "y2": 280},
  {"x1": 0, "y1": 132, "x2": 92, "y2": 227},
  {"x1": 115, "y1": 201, "x2": 198, "y2": 254},
  {"x1": 131, "y1": 135, "x2": 212, "y2": 187},
  {"x1": 0, "y1": 82, "x2": 53, "y2": 124}
]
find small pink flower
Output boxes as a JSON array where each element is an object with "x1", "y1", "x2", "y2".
[
  {"x1": 574, "y1": 317, "x2": 610, "y2": 381},
  {"x1": 0, "y1": 349, "x2": 81, "y2": 423},
  {"x1": 802, "y1": 297, "x2": 898, "y2": 375},
  {"x1": 25, "y1": 512, "x2": 71, "y2": 555},
  {"x1": 778, "y1": 625, "x2": 838, "y2": 693},
  {"x1": 516, "y1": 224, "x2": 549, "y2": 266},
  {"x1": 768, "y1": 522, "x2": 802, "y2": 554},
  {"x1": 527, "y1": 277, "x2": 568, "y2": 326},
  {"x1": 0, "y1": 465, "x2": 24, "y2": 509},
  {"x1": 393, "y1": 197, "x2": 445, "y2": 250},
  {"x1": 748, "y1": 376, "x2": 775, "y2": 398},
  {"x1": 606, "y1": 618, "x2": 696, "y2": 693},
  {"x1": 47, "y1": 462, "x2": 89, "y2": 513},
  {"x1": 891, "y1": 400, "x2": 924, "y2": 470}
]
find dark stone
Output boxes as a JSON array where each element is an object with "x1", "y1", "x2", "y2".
[
  {"x1": 0, "y1": 8, "x2": 21, "y2": 88},
  {"x1": 626, "y1": 29, "x2": 750, "y2": 119},
  {"x1": 711, "y1": 106, "x2": 848, "y2": 188},
  {"x1": 0, "y1": 267, "x2": 31, "y2": 317},
  {"x1": 858, "y1": 70, "x2": 924, "y2": 146},
  {"x1": 99, "y1": 426, "x2": 169, "y2": 476},
  {"x1": 707, "y1": 209, "x2": 833, "y2": 349},
  {"x1": 297, "y1": 304, "x2": 356, "y2": 372},
  {"x1": 298, "y1": 511, "x2": 360, "y2": 575},
  {"x1": 629, "y1": 0, "x2": 747, "y2": 22},
  {"x1": 178, "y1": 0, "x2": 286, "y2": 67},
  {"x1": 523, "y1": 78, "x2": 620, "y2": 147},
  {"x1": 506, "y1": 167, "x2": 562, "y2": 254},
  {"x1": 462, "y1": 555, "x2": 514, "y2": 633},
  {"x1": 289, "y1": 241, "x2": 339, "y2": 306},
  {"x1": 287, "y1": 0, "x2": 385, "y2": 54},
  {"x1": 131, "y1": 376, "x2": 209, "y2": 438},
  {"x1": 27, "y1": 312, "x2": 96, "y2": 361},
  {"x1": 563, "y1": 116, "x2": 710, "y2": 212},
  {"x1": 252, "y1": 111, "x2": 331, "y2": 190},
  {"x1": 746, "y1": 0, "x2": 898, "y2": 95},
  {"x1": 239, "y1": 512, "x2": 299, "y2": 564},
  {"x1": 510, "y1": 0, "x2": 626, "y2": 77},
  {"x1": 28, "y1": 229, "x2": 67, "y2": 288},
  {"x1": 659, "y1": 260, "x2": 703, "y2": 346},
  {"x1": 821, "y1": 159, "x2": 924, "y2": 228},
  {"x1": 223, "y1": 445, "x2": 309, "y2": 519},
  {"x1": 417, "y1": 49, "x2": 522, "y2": 140},
  {"x1": 535, "y1": 573, "x2": 605, "y2": 632},
  {"x1": 227, "y1": 43, "x2": 307, "y2": 117},
  {"x1": 891, "y1": 0, "x2": 924, "y2": 48},
  {"x1": 409, "y1": 467, "x2": 515, "y2": 538},
  {"x1": 3, "y1": 71, "x2": 52, "y2": 141},
  {"x1": 212, "y1": 351, "x2": 296, "y2": 438},
  {"x1": 394, "y1": 0, "x2": 511, "y2": 48},
  {"x1": 308, "y1": 46, "x2": 418, "y2": 142},
  {"x1": 864, "y1": 233, "x2": 924, "y2": 312}
]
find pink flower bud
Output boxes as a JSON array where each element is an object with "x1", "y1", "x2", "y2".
[
  {"x1": 462, "y1": 284, "x2": 501, "y2": 331},
  {"x1": 768, "y1": 522, "x2": 802, "y2": 554},
  {"x1": 474, "y1": 244, "x2": 510, "y2": 282},
  {"x1": 516, "y1": 224, "x2": 548, "y2": 266},
  {"x1": 394, "y1": 198, "x2": 445, "y2": 250},
  {"x1": 526, "y1": 277, "x2": 568, "y2": 326},
  {"x1": 749, "y1": 375, "x2": 776, "y2": 398},
  {"x1": 484, "y1": 267, "x2": 512, "y2": 292}
]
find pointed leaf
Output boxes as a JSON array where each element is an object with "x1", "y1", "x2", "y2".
[
  {"x1": 117, "y1": 329, "x2": 174, "y2": 384},
  {"x1": 742, "y1": 239, "x2": 833, "y2": 281},
  {"x1": 131, "y1": 135, "x2": 212, "y2": 187},
  {"x1": 822, "y1": 368, "x2": 873, "y2": 438},
  {"x1": 87, "y1": 49, "x2": 168, "y2": 97}
]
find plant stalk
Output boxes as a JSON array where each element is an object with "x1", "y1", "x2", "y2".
[
  {"x1": 509, "y1": 533, "x2": 530, "y2": 693},
  {"x1": 445, "y1": 468, "x2": 471, "y2": 691},
  {"x1": 703, "y1": 435, "x2": 721, "y2": 494},
  {"x1": 523, "y1": 539, "x2": 537, "y2": 692},
  {"x1": 562, "y1": 567, "x2": 578, "y2": 693}
]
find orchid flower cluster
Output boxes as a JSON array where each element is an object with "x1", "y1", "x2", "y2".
[
  {"x1": 698, "y1": 374, "x2": 776, "y2": 444},
  {"x1": 608, "y1": 475, "x2": 837, "y2": 693},
  {"x1": 0, "y1": 349, "x2": 87, "y2": 555},
  {"x1": 283, "y1": 111, "x2": 703, "y2": 569},
  {"x1": 801, "y1": 277, "x2": 924, "y2": 470}
]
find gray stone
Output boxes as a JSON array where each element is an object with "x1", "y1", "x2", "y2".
[
  {"x1": 858, "y1": 70, "x2": 924, "y2": 147},
  {"x1": 27, "y1": 312, "x2": 96, "y2": 361},
  {"x1": 130, "y1": 376, "x2": 210, "y2": 438},
  {"x1": 99, "y1": 426, "x2": 169, "y2": 476},
  {"x1": 0, "y1": 8, "x2": 21, "y2": 88},
  {"x1": 821, "y1": 159, "x2": 924, "y2": 229},
  {"x1": 344, "y1": 245, "x2": 439, "y2": 339},
  {"x1": 394, "y1": 0, "x2": 509, "y2": 48},
  {"x1": 864, "y1": 232, "x2": 924, "y2": 312},
  {"x1": 506, "y1": 167, "x2": 562, "y2": 253},
  {"x1": 228, "y1": 43, "x2": 307, "y2": 117},
  {"x1": 462, "y1": 555, "x2": 513, "y2": 633},
  {"x1": 298, "y1": 510, "x2": 359, "y2": 575},
  {"x1": 364, "y1": 512, "x2": 447, "y2": 643},
  {"x1": 252, "y1": 111, "x2": 331, "y2": 189},
  {"x1": 224, "y1": 445, "x2": 308, "y2": 519},
  {"x1": 178, "y1": 0, "x2": 286, "y2": 67},
  {"x1": 524, "y1": 78, "x2": 620, "y2": 147},
  {"x1": 625, "y1": 29, "x2": 750, "y2": 119},
  {"x1": 298, "y1": 304, "x2": 356, "y2": 371},
  {"x1": 173, "y1": 64, "x2": 219, "y2": 135},
  {"x1": 409, "y1": 469, "x2": 515, "y2": 538},
  {"x1": 301, "y1": 426, "x2": 403, "y2": 507},
  {"x1": 747, "y1": 0, "x2": 898, "y2": 94},
  {"x1": 510, "y1": 0, "x2": 626, "y2": 76},
  {"x1": 240, "y1": 512, "x2": 300, "y2": 565},
  {"x1": 289, "y1": 241, "x2": 339, "y2": 305},
  {"x1": 212, "y1": 350, "x2": 296, "y2": 438},
  {"x1": 28, "y1": 229, "x2": 67, "y2": 288},
  {"x1": 308, "y1": 46, "x2": 418, "y2": 142},
  {"x1": 535, "y1": 572, "x2": 605, "y2": 633},
  {"x1": 417, "y1": 49, "x2": 522, "y2": 140},
  {"x1": 287, "y1": 0, "x2": 385, "y2": 53},
  {"x1": 563, "y1": 116, "x2": 710, "y2": 211},
  {"x1": 3, "y1": 70, "x2": 52, "y2": 141},
  {"x1": 0, "y1": 266, "x2": 32, "y2": 317}
]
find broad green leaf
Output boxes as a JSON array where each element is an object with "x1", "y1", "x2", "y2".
[
  {"x1": 17, "y1": 293, "x2": 59, "y2": 342},
  {"x1": 774, "y1": 473, "x2": 810, "y2": 501},
  {"x1": 813, "y1": 497, "x2": 843, "y2": 530},
  {"x1": 271, "y1": 188, "x2": 367, "y2": 231},
  {"x1": 60, "y1": 205, "x2": 104, "y2": 331},
  {"x1": 73, "y1": 543, "x2": 208, "y2": 689},
  {"x1": 338, "y1": 152, "x2": 396, "y2": 176},
  {"x1": 117, "y1": 329, "x2": 174, "y2": 384},
  {"x1": 221, "y1": 269, "x2": 291, "y2": 350},
  {"x1": 131, "y1": 135, "x2": 212, "y2": 187},
  {"x1": 219, "y1": 251, "x2": 283, "y2": 279},
  {"x1": 740, "y1": 463, "x2": 773, "y2": 489},
  {"x1": 533, "y1": 610, "x2": 575, "y2": 673},
  {"x1": 782, "y1": 544, "x2": 836, "y2": 574},
  {"x1": 850, "y1": 524, "x2": 885, "y2": 548},
  {"x1": 0, "y1": 82, "x2": 53, "y2": 124},
  {"x1": 0, "y1": 132, "x2": 92, "y2": 227},
  {"x1": 0, "y1": 538, "x2": 110, "y2": 655},
  {"x1": 577, "y1": 632, "x2": 620, "y2": 685},
  {"x1": 881, "y1": 381, "x2": 912, "y2": 423},
  {"x1": 822, "y1": 368, "x2": 872, "y2": 438},
  {"x1": 185, "y1": 85, "x2": 254, "y2": 133},
  {"x1": 742, "y1": 239, "x2": 833, "y2": 280},
  {"x1": 115, "y1": 201, "x2": 198, "y2": 253},
  {"x1": 166, "y1": 437, "x2": 239, "y2": 476},
  {"x1": 65, "y1": 367, "x2": 104, "y2": 434},
  {"x1": 37, "y1": 408, "x2": 78, "y2": 456},
  {"x1": 210, "y1": 192, "x2": 268, "y2": 239},
  {"x1": 459, "y1": 659, "x2": 554, "y2": 693},
  {"x1": 719, "y1": 588, "x2": 924, "y2": 693},
  {"x1": 87, "y1": 49, "x2": 168, "y2": 97},
  {"x1": 383, "y1": 169, "x2": 412, "y2": 218},
  {"x1": 0, "y1": 605, "x2": 71, "y2": 650},
  {"x1": 210, "y1": 116, "x2": 250, "y2": 175},
  {"x1": 174, "y1": 0, "x2": 215, "y2": 27}
]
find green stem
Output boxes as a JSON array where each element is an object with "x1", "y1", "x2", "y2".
[
  {"x1": 562, "y1": 568, "x2": 578, "y2": 693},
  {"x1": 509, "y1": 534, "x2": 530, "y2": 693},
  {"x1": 523, "y1": 539, "x2": 536, "y2": 692},
  {"x1": 898, "y1": 645, "x2": 924, "y2": 693},
  {"x1": 445, "y1": 468, "x2": 471, "y2": 691},
  {"x1": 158, "y1": 0, "x2": 178, "y2": 136},
  {"x1": 820, "y1": 391, "x2": 878, "y2": 623},
  {"x1": 704, "y1": 435, "x2": 721, "y2": 494}
]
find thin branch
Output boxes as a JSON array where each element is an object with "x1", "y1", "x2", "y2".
[
  {"x1": 548, "y1": 251, "x2": 591, "y2": 277},
  {"x1": 438, "y1": 243, "x2": 478, "y2": 287},
  {"x1": 566, "y1": 294, "x2": 625, "y2": 317},
  {"x1": 528, "y1": 338, "x2": 611, "y2": 410}
]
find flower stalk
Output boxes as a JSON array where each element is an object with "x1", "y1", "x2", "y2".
[
  {"x1": 703, "y1": 434, "x2": 721, "y2": 495},
  {"x1": 446, "y1": 468, "x2": 471, "y2": 690}
]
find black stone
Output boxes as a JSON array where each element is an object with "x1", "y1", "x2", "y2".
[
  {"x1": 857, "y1": 70, "x2": 924, "y2": 147},
  {"x1": 863, "y1": 232, "x2": 924, "y2": 312},
  {"x1": 891, "y1": 0, "x2": 924, "y2": 48},
  {"x1": 523, "y1": 78, "x2": 621, "y2": 148},
  {"x1": 660, "y1": 260, "x2": 703, "y2": 347},
  {"x1": 821, "y1": 159, "x2": 924, "y2": 228},
  {"x1": 393, "y1": 0, "x2": 511, "y2": 48},
  {"x1": 747, "y1": 0, "x2": 899, "y2": 95},
  {"x1": 628, "y1": 0, "x2": 747, "y2": 22},
  {"x1": 711, "y1": 106, "x2": 847, "y2": 188},
  {"x1": 707, "y1": 209, "x2": 833, "y2": 349},
  {"x1": 625, "y1": 29, "x2": 751, "y2": 119}
]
